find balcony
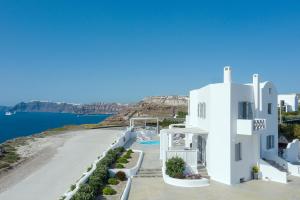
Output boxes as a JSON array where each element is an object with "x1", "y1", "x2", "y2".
[{"x1": 237, "y1": 118, "x2": 266, "y2": 135}]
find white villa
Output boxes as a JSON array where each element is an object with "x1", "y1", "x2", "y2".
[
  {"x1": 278, "y1": 94, "x2": 299, "y2": 112},
  {"x1": 160, "y1": 67, "x2": 300, "y2": 186}
]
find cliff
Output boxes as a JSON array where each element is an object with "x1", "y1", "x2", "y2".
[
  {"x1": 10, "y1": 101, "x2": 127, "y2": 114},
  {"x1": 143, "y1": 96, "x2": 188, "y2": 106}
]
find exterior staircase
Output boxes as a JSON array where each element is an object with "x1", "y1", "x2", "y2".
[
  {"x1": 136, "y1": 168, "x2": 162, "y2": 178},
  {"x1": 197, "y1": 164, "x2": 210, "y2": 179},
  {"x1": 263, "y1": 159, "x2": 288, "y2": 173}
]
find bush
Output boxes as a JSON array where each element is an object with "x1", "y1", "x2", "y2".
[
  {"x1": 166, "y1": 157, "x2": 185, "y2": 178},
  {"x1": 115, "y1": 171, "x2": 126, "y2": 181},
  {"x1": 70, "y1": 184, "x2": 76, "y2": 191},
  {"x1": 115, "y1": 163, "x2": 124, "y2": 168},
  {"x1": 116, "y1": 146, "x2": 125, "y2": 153},
  {"x1": 252, "y1": 166, "x2": 259, "y2": 173},
  {"x1": 71, "y1": 147, "x2": 126, "y2": 198},
  {"x1": 123, "y1": 153, "x2": 132, "y2": 159},
  {"x1": 103, "y1": 186, "x2": 117, "y2": 195},
  {"x1": 108, "y1": 177, "x2": 119, "y2": 185},
  {"x1": 117, "y1": 157, "x2": 128, "y2": 164},
  {"x1": 71, "y1": 184, "x2": 95, "y2": 200},
  {"x1": 127, "y1": 149, "x2": 133, "y2": 154}
]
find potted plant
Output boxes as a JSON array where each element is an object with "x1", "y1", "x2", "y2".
[{"x1": 252, "y1": 165, "x2": 260, "y2": 180}]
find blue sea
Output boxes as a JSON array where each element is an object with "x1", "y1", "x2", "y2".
[{"x1": 0, "y1": 112, "x2": 111, "y2": 144}]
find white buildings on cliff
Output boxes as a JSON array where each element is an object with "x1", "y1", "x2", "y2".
[
  {"x1": 278, "y1": 94, "x2": 299, "y2": 112},
  {"x1": 160, "y1": 67, "x2": 300, "y2": 186}
]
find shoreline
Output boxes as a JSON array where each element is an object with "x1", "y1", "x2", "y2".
[
  {"x1": 0, "y1": 128, "x2": 124, "y2": 200},
  {"x1": 0, "y1": 112, "x2": 126, "y2": 178}
]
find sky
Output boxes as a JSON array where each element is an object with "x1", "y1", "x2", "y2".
[{"x1": 0, "y1": 0, "x2": 300, "y2": 105}]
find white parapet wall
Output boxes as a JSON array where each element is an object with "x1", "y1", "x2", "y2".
[
  {"x1": 162, "y1": 166, "x2": 210, "y2": 187},
  {"x1": 259, "y1": 159, "x2": 287, "y2": 184}
]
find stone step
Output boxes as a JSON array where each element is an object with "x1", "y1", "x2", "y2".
[{"x1": 134, "y1": 174, "x2": 162, "y2": 178}]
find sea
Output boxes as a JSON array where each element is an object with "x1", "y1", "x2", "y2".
[{"x1": 0, "y1": 112, "x2": 111, "y2": 144}]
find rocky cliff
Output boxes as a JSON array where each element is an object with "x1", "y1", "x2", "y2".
[
  {"x1": 143, "y1": 96, "x2": 188, "y2": 106},
  {"x1": 10, "y1": 101, "x2": 127, "y2": 114}
]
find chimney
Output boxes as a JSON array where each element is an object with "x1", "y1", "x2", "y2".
[
  {"x1": 224, "y1": 66, "x2": 232, "y2": 83},
  {"x1": 253, "y1": 74, "x2": 260, "y2": 117}
]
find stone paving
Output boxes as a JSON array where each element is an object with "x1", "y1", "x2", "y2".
[{"x1": 127, "y1": 136, "x2": 300, "y2": 200}]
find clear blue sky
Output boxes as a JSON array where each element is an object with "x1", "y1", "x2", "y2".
[{"x1": 0, "y1": 0, "x2": 299, "y2": 105}]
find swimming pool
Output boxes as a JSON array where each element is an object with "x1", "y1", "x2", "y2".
[{"x1": 139, "y1": 140, "x2": 160, "y2": 145}]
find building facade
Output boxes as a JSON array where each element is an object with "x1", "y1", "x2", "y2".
[{"x1": 161, "y1": 67, "x2": 300, "y2": 186}]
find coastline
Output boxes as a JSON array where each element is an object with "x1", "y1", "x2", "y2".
[
  {"x1": 0, "y1": 127, "x2": 124, "y2": 200},
  {"x1": 0, "y1": 112, "x2": 127, "y2": 177}
]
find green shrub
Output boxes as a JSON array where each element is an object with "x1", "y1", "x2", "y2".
[
  {"x1": 116, "y1": 146, "x2": 125, "y2": 153},
  {"x1": 70, "y1": 184, "x2": 76, "y2": 191},
  {"x1": 127, "y1": 149, "x2": 133, "y2": 154},
  {"x1": 166, "y1": 157, "x2": 185, "y2": 178},
  {"x1": 71, "y1": 147, "x2": 126, "y2": 198},
  {"x1": 102, "y1": 186, "x2": 117, "y2": 195},
  {"x1": 252, "y1": 166, "x2": 259, "y2": 173},
  {"x1": 71, "y1": 184, "x2": 95, "y2": 200},
  {"x1": 123, "y1": 153, "x2": 132, "y2": 159},
  {"x1": 117, "y1": 157, "x2": 128, "y2": 164},
  {"x1": 115, "y1": 163, "x2": 124, "y2": 168},
  {"x1": 115, "y1": 171, "x2": 126, "y2": 181},
  {"x1": 108, "y1": 178, "x2": 119, "y2": 185}
]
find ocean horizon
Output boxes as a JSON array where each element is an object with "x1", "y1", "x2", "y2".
[{"x1": 0, "y1": 112, "x2": 111, "y2": 144}]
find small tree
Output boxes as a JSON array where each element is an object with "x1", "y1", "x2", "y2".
[{"x1": 165, "y1": 157, "x2": 185, "y2": 178}]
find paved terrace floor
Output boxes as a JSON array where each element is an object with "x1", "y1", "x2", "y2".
[{"x1": 127, "y1": 136, "x2": 300, "y2": 200}]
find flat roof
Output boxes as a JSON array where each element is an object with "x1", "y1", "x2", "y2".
[{"x1": 161, "y1": 127, "x2": 208, "y2": 135}]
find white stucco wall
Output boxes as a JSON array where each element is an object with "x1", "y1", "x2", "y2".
[
  {"x1": 260, "y1": 82, "x2": 278, "y2": 159},
  {"x1": 230, "y1": 84, "x2": 258, "y2": 184},
  {"x1": 285, "y1": 139, "x2": 300, "y2": 163}
]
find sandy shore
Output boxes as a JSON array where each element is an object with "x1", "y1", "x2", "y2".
[{"x1": 0, "y1": 128, "x2": 123, "y2": 200}]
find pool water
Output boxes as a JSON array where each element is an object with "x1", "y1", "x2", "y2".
[{"x1": 139, "y1": 140, "x2": 160, "y2": 145}]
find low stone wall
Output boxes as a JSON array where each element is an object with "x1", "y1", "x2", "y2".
[
  {"x1": 162, "y1": 166, "x2": 210, "y2": 187},
  {"x1": 120, "y1": 177, "x2": 132, "y2": 200}
]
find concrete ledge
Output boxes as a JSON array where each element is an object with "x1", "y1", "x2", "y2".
[
  {"x1": 162, "y1": 168, "x2": 210, "y2": 188},
  {"x1": 120, "y1": 177, "x2": 132, "y2": 200}
]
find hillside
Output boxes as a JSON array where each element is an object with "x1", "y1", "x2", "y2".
[{"x1": 10, "y1": 101, "x2": 127, "y2": 114}]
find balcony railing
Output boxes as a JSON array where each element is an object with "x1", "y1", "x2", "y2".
[
  {"x1": 253, "y1": 119, "x2": 266, "y2": 131},
  {"x1": 237, "y1": 118, "x2": 266, "y2": 135}
]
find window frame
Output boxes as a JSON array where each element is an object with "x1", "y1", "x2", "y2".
[
  {"x1": 268, "y1": 103, "x2": 272, "y2": 115},
  {"x1": 235, "y1": 142, "x2": 242, "y2": 161},
  {"x1": 266, "y1": 135, "x2": 275, "y2": 150}
]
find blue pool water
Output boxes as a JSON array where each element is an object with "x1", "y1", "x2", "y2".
[
  {"x1": 139, "y1": 140, "x2": 160, "y2": 145},
  {"x1": 0, "y1": 112, "x2": 111, "y2": 143}
]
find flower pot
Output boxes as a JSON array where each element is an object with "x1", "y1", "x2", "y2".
[{"x1": 252, "y1": 172, "x2": 259, "y2": 180}]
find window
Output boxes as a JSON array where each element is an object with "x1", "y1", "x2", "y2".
[
  {"x1": 198, "y1": 102, "x2": 206, "y2": 119},
  {"x1": 235, "y1": 143, "x2": 242, "y2": 161},
  {"x1": 266, "y1": 135, "x2": 274, "y2": 149},
  {"x1": 268, "y1": 103, "x2": 272, "y2": 114},
  {"x1": 269, "y1": 88, "x2": 272, "y2": 95},
  {"x1": 238, "y1": 102, "x2": 253, "y2": 119}
]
